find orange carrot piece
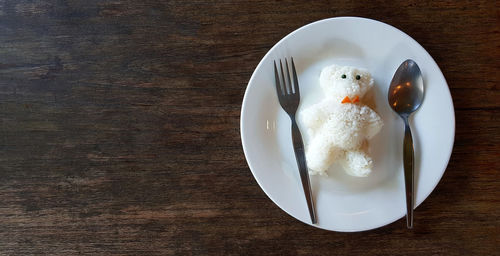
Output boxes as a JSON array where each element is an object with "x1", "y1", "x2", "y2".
[
  {"x1": 352, "y1": 95, "x2": 359, "y2": 103},
  {"x1": 341, "y1": 96, "x2": 351, "y2": 104}
]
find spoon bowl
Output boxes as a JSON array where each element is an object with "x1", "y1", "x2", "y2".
[
  {"x1": 388, "y1": 59, "x2": 424, "y2": 229},
  {"x1": 389, "y1": 60, "x2": 424, "y2": 116}
]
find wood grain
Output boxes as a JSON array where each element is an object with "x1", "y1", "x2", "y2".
[{"x1": 0, "y1": 0, "x2": 498, "y2": 255}]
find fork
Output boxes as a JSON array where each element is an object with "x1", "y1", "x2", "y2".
[{"x1": 273, "y1": 58, "x2": 317, "y2": 224}]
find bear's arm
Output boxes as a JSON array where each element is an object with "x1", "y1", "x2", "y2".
[
  {"x1": 361, "y1": 106, "x2": 384, "y2": 139},
  {"x1": 299, "y1": 102, "x2": 327, "y2": 134}
]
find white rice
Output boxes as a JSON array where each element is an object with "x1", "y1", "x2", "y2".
[{"x1": 299, "y1": 64, "x2": 383, "y2": 177}]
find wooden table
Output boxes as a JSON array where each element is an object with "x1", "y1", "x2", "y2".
[{"x1": 1, "y1": 1, "x2": 498, "y2": 255}]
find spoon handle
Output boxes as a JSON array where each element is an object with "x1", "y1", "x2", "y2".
[{"x1": 403, "y1": 117, "x2": 414, "y2": 229}]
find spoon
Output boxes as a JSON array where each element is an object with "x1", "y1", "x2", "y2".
[{"x1": 388, "y1": 59, "x2": 424, "y2": 229}]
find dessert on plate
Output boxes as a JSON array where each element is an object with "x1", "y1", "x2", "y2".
[{"x1": 300, "y1": 64, "x2": 383, "y2": 177}]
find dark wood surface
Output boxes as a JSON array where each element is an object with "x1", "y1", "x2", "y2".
[{"x1": 1, "y1": 1, "x2": 498, "y2": 255}]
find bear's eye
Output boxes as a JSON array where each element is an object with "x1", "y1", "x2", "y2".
[
  {"x1": 356, "y1": 75, "x2": 361, "y2": 80},
  {"x1": 341, "y1": 74, "x2": 346, "y2": 79}
]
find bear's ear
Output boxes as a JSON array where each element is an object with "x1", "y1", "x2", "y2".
[
  {"x1": 327, "y1": 64, "x2": 342, "y2": 73},
  {"x1": 319, "y1": 64, "x2": 342, "y2": 83},
  {"x1": 319, "y1": 64, "x2": 342, "y2": 92},
  {"x1": 357, "y1": 69, "x2": 375, "y2": 96}
]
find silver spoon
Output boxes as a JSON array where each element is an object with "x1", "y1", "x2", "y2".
[{"x1": 388, "y1": 59, "x2": 424, "y2": 229}]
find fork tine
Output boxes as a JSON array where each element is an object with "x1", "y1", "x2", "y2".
[
  {"x1": 274, "y1": 61, "x2": 284, "y2": 97},
  {"x1": 291, "y1": 57, "x2": 300, "y2": 96},
  {"x1": 279, "y1": 60, "x2": 289, "y2": 95},
  {"x1": 285, "y1": 59, "x2": 292, "y2": 94}
]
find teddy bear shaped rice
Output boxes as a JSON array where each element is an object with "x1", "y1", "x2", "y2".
[{"x1": 299, "y1": 64, "x2": 384, "y2": 177}]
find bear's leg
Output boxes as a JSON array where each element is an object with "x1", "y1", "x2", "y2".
[
  {"x1": 305, "y1": 137, "x2": 341, "y2": 176},
  {"x1": 340, "y1": 149, "x2": 373, "y2": 177}
]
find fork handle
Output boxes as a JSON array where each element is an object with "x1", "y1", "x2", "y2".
[{"x1": 291, "y1": 117, "x2": 317, "y2": 224}]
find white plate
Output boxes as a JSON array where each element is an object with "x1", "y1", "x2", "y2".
[{"x1": 240, "y1": 17, "x2": 455, "y2": 232}]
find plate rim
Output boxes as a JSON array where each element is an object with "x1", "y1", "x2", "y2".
[{"x1": 240, "y1": 16, "x2": 455, "y2": 232}]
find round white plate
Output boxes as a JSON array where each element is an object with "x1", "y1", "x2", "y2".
[{"x1": 240, "y1": 17, "x2": 455, "y2": 232}]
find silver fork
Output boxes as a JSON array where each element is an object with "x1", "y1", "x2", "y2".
[{"x1": 273, "y1": 58, "x2": 317, "y2": 224}]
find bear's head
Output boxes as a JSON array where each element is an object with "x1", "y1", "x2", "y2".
[{"x1": 319, "y1": 64, "x2": 374, "y2": 102}]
